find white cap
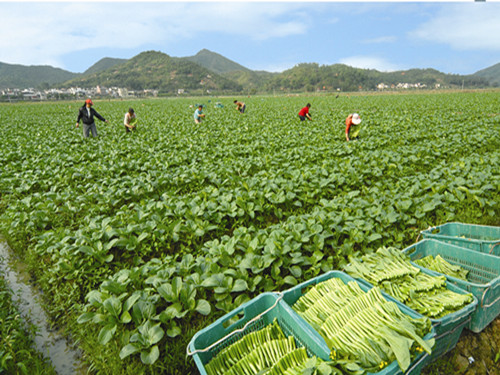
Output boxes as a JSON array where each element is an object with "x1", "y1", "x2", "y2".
[{"x1": 352, "y1": 113, "x2": 361, "y2": 125}]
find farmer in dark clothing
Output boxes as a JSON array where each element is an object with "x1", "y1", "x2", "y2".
[{"x1": 76, "y1": 99, "x2": 109, "y2": 137}]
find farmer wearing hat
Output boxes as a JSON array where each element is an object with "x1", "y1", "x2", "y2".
[
  {"x1": 124, "y1": 107, "x2": 137, "y2": 132},
  {"x1": 76, "y1": 99, "x2": 109, "y2": 138},
  {"x1": 345, "y1": 113, "x2": 362, "y2": 141}
]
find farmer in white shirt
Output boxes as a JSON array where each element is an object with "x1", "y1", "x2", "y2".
[{"x1": 124, "y1": 108, "x2": 137, "y2": 132}]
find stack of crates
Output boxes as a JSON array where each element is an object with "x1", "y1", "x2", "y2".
[
  {"x1": 420, "y1": 222, "x2": 500, "y2": 256},
  {"x1": 188, "y1": 272, "x2": 436, "y2": 375},
  {"x1": 280, "y1": 271, "x2": 436, "y2": 374},
  {"x1": 188, "y1": 222, "x2": 498, "y2": 374},
  {"x1": 403, "y1": 238, "x2": 499, "y2": 334},
  {"x1": 344, "y1": 256, "x2": 477, "y2": 361}
]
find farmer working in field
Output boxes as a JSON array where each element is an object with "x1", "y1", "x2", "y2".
[
  {"x1": 298, "y1": 103, "x2": 312, "y2": 121},
  {"x1": 345, "y1": 113, "x2": 362, "y2": 141},
  {"x1": 194, "y1": 105, "x2": 205, "y2": 124},
  {"x1": 76, "y1": 99, "x2": 109, "y2": 138},
  {"x1": 124, "y1": 107, "x2": 137, "y2": 132},
  {"x1": 234, "y1": 100, "x2": 246, "y2": 113}
]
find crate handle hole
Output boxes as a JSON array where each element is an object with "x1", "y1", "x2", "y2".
[{"x1": 222, "y1": 311, "x2": 245, "y2": 329}]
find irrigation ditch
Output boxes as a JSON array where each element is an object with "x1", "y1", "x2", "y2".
[{"x1": 0, "y1": 241, "x2": 84, "y2": 375}]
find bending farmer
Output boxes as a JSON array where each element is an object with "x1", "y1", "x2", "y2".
[
  {"x1": 194, "y1": 105, "x2": 205, "y2": 124},
  {"x1": 234, "y1": 100, "x2": 246, "y2": 113},
  {"x1": 124, "y1": 107, "x2": 137, "y2": 132},
  {"x1": 298, "y1": 103, "x2": 312, "y2": 121},
  {"x1": 345, "y1": 113, "x2": 362, "y2": 141}
]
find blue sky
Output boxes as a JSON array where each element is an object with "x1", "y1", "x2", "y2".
[{"x1": 1, "y1": 1, "x2": 499, "y2": 75}]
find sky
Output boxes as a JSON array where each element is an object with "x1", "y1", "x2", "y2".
[{"x1": 1, "y1": 1, "x2": 500, "y2": 75}]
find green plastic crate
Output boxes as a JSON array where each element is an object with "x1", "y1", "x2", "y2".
[
  {"x1": 187, "y1": 292, "x2": 330, "y2": 375},
  {"x1": 344, "y1": 257, "x2": 477, "y2": 361},
  {"x1": 281, "y1": 271, "x2": 435, "y2": 375},
  {"x1": 420, "y1": 222, "x2": 500, "y2": 256},
  {"x1": 403, "y1": 239, "x2": 499, "y2": 333}
]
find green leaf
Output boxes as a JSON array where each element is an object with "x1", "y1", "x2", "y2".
[
  {"x1": 157, "y1": 283, "x2": 174, "y2": 302},
  {"x1": 120, "y1": 310, "x2": 132, "y2": 324},
  {"x1": 283, "y1": 275, "x2": 298, "y2": 286},
  {"x1": 195, "y1": 299, "x2": 211, "y2": 315},
  {"x1": 231, "y1": 279, "x2": 248, "y2": 293},
  {"x1": 77, "y1": 312, "x2": 95, "y2": 324},
  {"x1": 98, "y1": 324, "x2": 117, "y2": 345},
  {"x1": 103, "y1": 296, "x2": 122, "y2": 318},
  {"x1": 167, "y1": 324, "x2": 182, "y2": 338},
  {"x1": 119, "y1": 343, "x2": 141, "y2": 359},
  {"x1": 140, "y1": 345, "x2": 160, "y2": 365},
  {"x1": 171, "y1": 277, "x2": 183, "y2": 298},
  {"x1": 123, "y1": 293, "x2": 141, "y2": 312},
  {"x1": 367, "y1": 233, "x2": 382, "y2": 242}
]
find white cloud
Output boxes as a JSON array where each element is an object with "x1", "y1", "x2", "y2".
[
  {"x1": 339, "y1": 56, "x2": 403, "y2": 72},
  {"x1": 363, "y1": 36, "x2": 397, "y2": 44},
  {"x1": 0, "y1": 2, "x2": 310, "y2": 69},
  {"x1": 411, "y1": 4, "x2": 500, "y2": 51}
]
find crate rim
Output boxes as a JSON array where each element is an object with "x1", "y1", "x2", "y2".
[{"x1": 405, "y1": 239, "x2": 498, "y2": 290}]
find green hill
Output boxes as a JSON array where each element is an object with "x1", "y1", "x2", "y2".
[
  {"x1": 473, "y1": 62, "x2": 500, "y2": 86},
  {"x1": 83, "y1": 57, "x2": 128, "y2": 75},
  {"x1": 0, "y1": 62, "x2": 78, "y2": 89},
  {"x1": 62, "y1": 50, "x2": 243, "y2": 94},
  {"x1": 263, "y1": 63, "x2": 491, "y2": 93},
  {"x1": 185, "y1": 49, "x2": 250, "y2": 74}
]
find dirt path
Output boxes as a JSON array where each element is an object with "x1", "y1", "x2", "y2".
[{"x1": 423, "y1": 317, "x2": 500, "y2": 375}]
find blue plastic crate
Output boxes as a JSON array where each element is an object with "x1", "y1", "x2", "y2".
[
  {"x1": 280, "y1": 271, "x2": 435, "y2": 375},
  {"x1": 403, "y1": 239, "x2": 497, "y2": 333},
  {"x1": 420, "y1": 222, "x2": 500, "y2": 255},
  {"x1": 187, "y1": 292, "x2": 330, "y2": 375}
]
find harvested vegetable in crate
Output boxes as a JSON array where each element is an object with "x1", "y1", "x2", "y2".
[
  {"x1": 204, "y1": 319, "x2": 336, "y2": 375},
  {"x1": 292, "y1": 278, "x2": 434, "y2": 373},
  {"x1": 414, "y1": 254, "x2": 469, "y2": 281},
  {"x1": 344, "y1": 247, "x2": 474, "y2": 319}
]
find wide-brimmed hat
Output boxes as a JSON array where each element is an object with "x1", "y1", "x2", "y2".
[
  {"x1": 352, "y1": 113, "x2": 362, "y2": 125},
  {"x1": 85, "y1": 99, "x2": 93, "y2": 106}
]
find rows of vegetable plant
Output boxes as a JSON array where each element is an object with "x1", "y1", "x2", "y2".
[{"x1": 0, "y1": 91, "x2": 498, "y2": 374}]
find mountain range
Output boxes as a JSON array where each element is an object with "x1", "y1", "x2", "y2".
[{"x1": 0, "y1": 49, "x2": 498, "y2": 94}]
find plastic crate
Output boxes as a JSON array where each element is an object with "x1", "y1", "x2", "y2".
[
  {"x1": 420, "y1": 222, "x2": 500, "y2": 256},
  {"x1": 403, "y1": 239, "x2": 499, "y2": 333},
  {"x1": 281, "y1": 271, "x2": 435, "y2": 375},
  {"x1": 344, "y1": 258, "x2": 477, "y2": 361},
  {"x1": 187, "y1": 292, "x2": 329, "y2": 375}
]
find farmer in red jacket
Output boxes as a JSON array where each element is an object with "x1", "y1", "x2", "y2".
[
  {"x1": 345, "y1": 113, "x2": 362, "y2": 141},
  {"x1": 298, "y1": 103, "x2": 312, "y2": 121}
]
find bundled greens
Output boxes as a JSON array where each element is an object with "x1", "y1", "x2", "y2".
[
  {"x1": 205, "y1": 319, "x2": 337, "y2": 375},
  {"x1": 344, "y1": 247, "x2": 474, "y2": 319},
  {"x1": 414, "y1": 255, "x2": 469, "y2": 281},
  {"x1": 292, "y1": 278, "x2": 434, "y2": 373}
]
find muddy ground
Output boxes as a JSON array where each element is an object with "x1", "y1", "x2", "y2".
[{"x1": 423, "y1": 317, "x2": 500, "y2": 375}]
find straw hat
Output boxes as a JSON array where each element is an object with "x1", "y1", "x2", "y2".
[{"x1": 352, "y1": 113, "x2": 362, "y2": 125}]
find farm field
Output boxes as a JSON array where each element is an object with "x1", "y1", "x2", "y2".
[{"x1": 0, "y1": 91, "x2": 499, "y2": 374}]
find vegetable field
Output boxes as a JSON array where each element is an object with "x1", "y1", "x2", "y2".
[{"x1": 0, "y1": 91, "x2": 499, "y2": 374}]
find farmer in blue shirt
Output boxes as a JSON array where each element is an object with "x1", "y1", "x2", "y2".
[{"x1": 194, "y1": 105, "x2": 205, "y2": 124}]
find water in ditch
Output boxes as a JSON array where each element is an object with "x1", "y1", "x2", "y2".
[{"x1": 0, "y1": 241, "x2": 84, "y2": 375}]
